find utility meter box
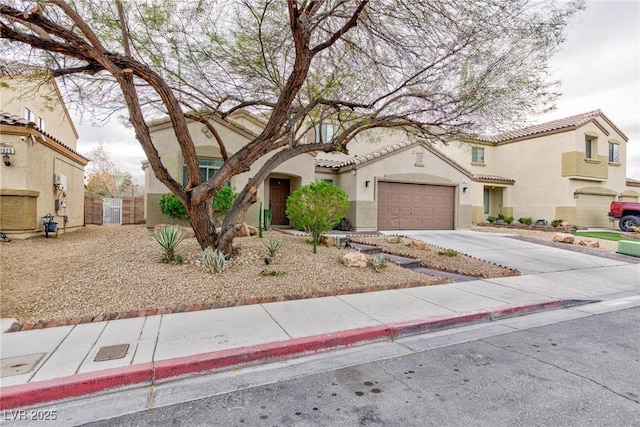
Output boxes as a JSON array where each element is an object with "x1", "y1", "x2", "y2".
[{"x1": 53, "y1": 173, "x2": 67, "y2": 192}]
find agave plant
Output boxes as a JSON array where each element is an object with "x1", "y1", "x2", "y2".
[
  {"x1": 153, "y1": 226, "x2": 185, "y2": 263},
  {"x1": 263, "y1": 238, "x2": 282, "y2": 257},
  {"x1": 201, "y1": 247, "x2": 226, "y2": 274}
]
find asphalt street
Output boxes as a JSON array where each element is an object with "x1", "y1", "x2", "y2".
[{"x1": 79, "y1": 306, "x2": 640, "y2": 427}]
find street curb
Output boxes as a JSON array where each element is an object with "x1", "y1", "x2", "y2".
[
  {"x1": 0, "y1": 363, "x2": 153, "y2": 411},
  {"x1": 0, "y1": 299, "x2": 576, "y2": 410}
]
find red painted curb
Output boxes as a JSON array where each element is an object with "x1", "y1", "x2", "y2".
[
  {"x1": 489, "y1": 300, "x2": 566, "y2": 320},
  {"x1": 0, "y1": 363, "x2": 153, "y2": 411},
  {"x1": 154, "y1": 324, "x2": 393, "y2": 381},
  {"x1": 0, "y1": 299, "x2": 569, "y2": 409}
]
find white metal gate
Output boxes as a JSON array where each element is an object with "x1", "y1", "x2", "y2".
[{"x1": 103, "y1": 198, "x2": 123, "y2": 225}]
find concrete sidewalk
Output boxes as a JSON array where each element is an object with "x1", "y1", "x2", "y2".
[{"x1": 1, "y1": 237, "x2": 639, "y2": 410}]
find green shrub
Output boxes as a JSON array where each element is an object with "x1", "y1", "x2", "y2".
[
  {"x1": 159, "y1": 193, "x2": 188, "y2": 220},
  {"x1": 213, "y1": 186, "x2": 238, "y2": 213},
  {"x1": 486, "y1": 216, "x2": 496, "y2": 223},
  {"x1": 154, "y1": 226, "x2": 185, "y2": 262},
  {"x1": 285, "y1": 181, "x2": 349, "y2": 253},
  {"x1": 437, "y1": 248, "x2": 458, "y2": 257},
  {"x1": 504, "y1": 216, "x2": 514, "y2": 225},
  {"x1": 551, "y1": 219, "x2": 563, "y2": 228},
  {"x1": 264, "y1": 238, "x2": 282, "y2": 257},
  {"x1": 201, "y1": 247, "x2": 226, "y2": 273},
  {"x1": 518, "y1": 217, "x2": 533, "y2": 226}
]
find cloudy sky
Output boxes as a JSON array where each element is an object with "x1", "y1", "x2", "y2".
[{"x1": 73, "y1": 0, "x2": 640, "y2": 183}]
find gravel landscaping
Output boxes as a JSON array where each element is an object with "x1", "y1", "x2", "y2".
[{"x1": 0, "y1": 224, "x2": 623, "y2": 326}]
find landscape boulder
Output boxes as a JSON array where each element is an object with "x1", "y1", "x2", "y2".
[
  {"x1": 320, "y1": 236, "x2": 336, "y2": 247},
  {"x1": 552, "y1": 233, "x2": 574, "y2": 244},
  {"x1": 578, "y1": 239, "x2": 600, "y2": 248},
  {"x1": 406, "y1": 240, "x2": 428, "y2": 250},
  {"x1": 341, "y1": 252, "x2": 368, "y2": 268}
]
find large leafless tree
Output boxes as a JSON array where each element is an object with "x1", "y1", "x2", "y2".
[{"x1": 0, "y1": 0, "x2": 583, "y2": 253}]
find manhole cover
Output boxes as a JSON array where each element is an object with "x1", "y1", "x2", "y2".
[
  {"x1": 94, "y1": 344, "x2": 130, "y2": 362},
  {"x1": 0, "y1": 353, "x2": 45, "y2": 377}
]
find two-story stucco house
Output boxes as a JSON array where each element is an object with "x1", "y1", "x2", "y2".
[
  {"x1": 436, "y1": 110, "x2": 639, "y2": 227},
  {"x1": 0, "y1": 62, "x2": 88, "y2": 238},
  {"x1": 144, "y1": 109, "x2": 638, "y2": 231}
]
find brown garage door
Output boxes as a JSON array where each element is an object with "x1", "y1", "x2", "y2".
[{"x1": 377, "y1": 182, "x2": 455, "y2": 230}]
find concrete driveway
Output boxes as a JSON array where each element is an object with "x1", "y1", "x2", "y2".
[{"x1": 383, "y1": 230, "x2": 630, "y2": 275}]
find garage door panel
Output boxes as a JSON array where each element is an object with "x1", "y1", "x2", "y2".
[
  {"x1": 378, "y1": 182, "x2": 454, "y2": 230},
  {"x1": 576, "y1": 194, "x2": 614, "y2": 227}
]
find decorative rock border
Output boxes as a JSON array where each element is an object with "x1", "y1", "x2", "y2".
[{"x1": 4, "y1": 280, "x2": 448, "y2": 333}]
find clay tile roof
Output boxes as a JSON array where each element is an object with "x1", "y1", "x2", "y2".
[
  {"x1": 316, "y1": 141, "x2": 417, "y2": 169},
  {"x1": 0, "y1": 111, "x2": 89, "y2": 162},
  {"x1": 0, "y1": 113, "x2": 31, "y2": 126},
  {"x1": 475, "y1": 110, "x2": 606, "y2": 143},
  {"x1": 627, "y1": 178, "x2": 640, "y2": 186},
  {"x1": 0, "y1": 61, "x2": 43, "y2": 77},
  {"x1": 471, "y1": 173, "x2": 515, "y2": 184}
]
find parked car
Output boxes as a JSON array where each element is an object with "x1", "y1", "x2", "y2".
[{"x1": 608, "y1": 201, "x2": 640, "y2": 232}]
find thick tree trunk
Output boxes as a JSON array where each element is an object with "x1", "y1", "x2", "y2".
[{"x1": 188, "y1": 201, "x2": 218, "y2": 250}]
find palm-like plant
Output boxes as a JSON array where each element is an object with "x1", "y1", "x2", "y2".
[{"x1": 154, "y1": 226, "x2": 185, "y2": 262}]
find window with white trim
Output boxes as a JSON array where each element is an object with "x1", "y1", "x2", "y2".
[
  {"x1": 315, "y1": 123, "x2": 339, "y2": 143},
  {"x1": 183, "y1": 158, "x2": 225, "y2": 187},
  {"x1": 24, "y1": 107, "x2": 36, "y2": 123},
  {"x1": 585, "y1": 136, "x2": 597, "y2": 159},
  {"x1": 472, "y1": 147, "x2": 485, "y2": 164},
  {"x1": 608, "y1": 142, "x2": 619, "y2": 163},
  {"x1": 38, "y1": 117, "x2": 46, "y2": 131}
]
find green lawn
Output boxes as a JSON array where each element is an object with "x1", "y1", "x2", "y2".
[{"x1": 574, "y1": 231, "x2": 623, "y2": 241}]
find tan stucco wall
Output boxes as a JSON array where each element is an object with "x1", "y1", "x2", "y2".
[
  {"x1": 0, "y1": 132, "x2": 85, "y2": 238},
  {"x1": 0, "y1": 189, "x2": 38, "y2": 230},
  {"x1": 0, "y1": 77, "x2": 78, "y2": 148},
  {"x1": 561, "y1": 152, "x2": 608, "y2": 180}
]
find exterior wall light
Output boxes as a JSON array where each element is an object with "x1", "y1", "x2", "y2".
[
  {"x1": 573, "y1": 190, "x2": 578, "y2": 199},
  {"x1": 2, "y1": 153, "x2": 10, "y2": 166},
  {"x1": 365, "y1": 180, "x2": 370, "y2": 187}
]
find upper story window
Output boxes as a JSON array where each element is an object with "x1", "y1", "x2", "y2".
[
  {"x1": 585, "y1": 136, "x2": 597, "y2": 159},
  {"x1": 315, "y1": 123, "x2": 339, "y2": 143},
  {"x1": 24, "y1": 107, "x2": 36, "y2": 123},
  {"x1": 183, "y1": 158, "x2": 225, "y2": 187},
  {"x1": 608, "y1": 142, "x2": 620, "y2": 163},
  {"x1": 471, "y1": 147, "x2": 485, "y2": 164},
  {"x1": 38, "y1": 117, "x2": 46, "y2": 131}
]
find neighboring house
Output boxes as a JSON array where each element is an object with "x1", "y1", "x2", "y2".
[
  {"x1": 0, "y1": 62, "x2": 88, "y2": 239},
  {"x1": 435, "y1": 110, "x2": 639, "y2": 227},
  {"x1": 145, "y1": 109, "x2": 638, "y2": 231}
]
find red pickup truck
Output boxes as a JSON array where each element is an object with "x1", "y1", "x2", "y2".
[{"x1": 609, "y1": 201, "x2": 640, "y2": 232}]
